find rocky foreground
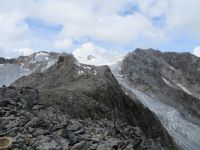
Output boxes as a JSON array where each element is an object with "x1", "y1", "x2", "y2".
[{"x1": 0, "y1": 86, "x2": 175, "y2": 150}]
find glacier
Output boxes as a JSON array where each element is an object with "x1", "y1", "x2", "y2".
[
  {"x1": 0, "y1": 52, "x2": 58, "y2": 87},
  {"x1": 110, "y1": 63, "x2": 200, "y2": 150},
  {"x1": 0, "y1": 64, "x2": 31, "y2": 87}
]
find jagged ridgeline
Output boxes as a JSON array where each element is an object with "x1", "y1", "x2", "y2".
[
  {"x1": 0, "y1": 53, "x2": 177, "y2": 149},
  {"x1": 4, "y1": 49, "x2": 200, "y2": 149}
]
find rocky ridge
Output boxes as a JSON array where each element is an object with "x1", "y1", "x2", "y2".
[
  {"x1": 6, "y1": 54, "x2": 177, "y2": 149},
  {"x1": 120, "y1": 49, "x2": 200, "y2": 125}
]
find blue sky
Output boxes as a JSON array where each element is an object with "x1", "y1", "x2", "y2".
[
  {"x1": 25, "y1": 18, "x2": 63, "y2": 38},
  {"x1": 0, "y1": 0, "x2": 200, "y2": 58}
]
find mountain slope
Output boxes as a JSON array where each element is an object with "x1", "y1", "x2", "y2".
[
  {"x1": 110, "y1": 48, "x2": 200, "y2": 150},
  {"x1": 121, "y1": 49, "x2": 200, "y2": 125},
  {"x1": 11, "y1": 54, "x2": 177, "y2": 149},
  {"x1": 0, "y1": 51, "x2": 59, "y2": 87}
]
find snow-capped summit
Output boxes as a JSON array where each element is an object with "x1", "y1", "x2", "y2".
[
  {"x1": 73, "y1": 42, "x2": 125, "y2": 66},
  {"x1": 34, "y1": 51, "x2": 50, "y2": 62},
  {"x1": 74, "y1": 53, "x2": 125, "y2": 66}
]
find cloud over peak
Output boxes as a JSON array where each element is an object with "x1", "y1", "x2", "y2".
[
  {"x1": 0, "y1": 0, "x2": 200, "y2": 57},
  {"x1": 73, "y1": 42, "x2": 125, "y2": 66},
  {"x1": 193, "y1": 46, "x2": 200, "y2": 57}
]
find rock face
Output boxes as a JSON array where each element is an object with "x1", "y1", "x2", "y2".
[
  {"x1": 113, "y1": 48, "x2": 200, "y2": 150},
  {"x1": 9, "y1": 54, "x2": 177, "y2": 149},
  {"x1": 0, "y1": 51, "x2": 59, "y2": 87},
  {"x1": 121, "y1": 49, "x2": 200, "y2": 125}
]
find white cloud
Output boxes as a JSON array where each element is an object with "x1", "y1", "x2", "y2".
[
  {"x1": 0, "y1": 13, "x2": 28, "y2": 48},
  {"x1": 53, "y1": 38, "x2": 73, "y2": 49},
  {"x1": 193, "y1": 46, "x2": 200, "y2": 57},
  {"x1": 29, "y1": 0, "x2": 166, "y2": 44},
  {"x1": 167, "y1": 0, "x2": 200, "y2": 38},
  {"x1": 13, "y1": 48, "x2": 35, "y2": 56},
  {"x1": 73, "y1": 42, "x2": 125, "y2": 66},
  {"x1": 0, "y1": 12, "x2": 36, "y2": 57},
  {"x1": 136, "y1": 0, "x2": 169, "y2": 18},
  {"x1": 0, "y1": 13, "x2": 27, "y2": 36},
  {"x1": 0, "y1": 0, "x2": 200, "y2": 57}
]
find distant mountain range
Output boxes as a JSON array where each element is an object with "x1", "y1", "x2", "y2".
[{"x1": 0, "y1": 49, "x2": 200, "y2": 150}]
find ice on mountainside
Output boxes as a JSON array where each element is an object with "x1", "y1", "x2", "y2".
[
  {"x1": 110, "y1": 62, "x2": 200, "y2": 150},
  {"x1": 35, "y1": 52, "x2": 50, "y2": 62},
  {"x1": 0, "y1": 51, "x2": 58, "y2": 87},
  {"x1": 41, "y1": 59, "x2": 57, "y2": 72},
  {"x1": 0, "y1": 64, "x2": 31, "y2": 87},
  {"x1": 176, "y1": 83, "x2": 192, "y2": 95},
  {"x1": 162, "y1": 77, "x2": 174, "y2": 88}
]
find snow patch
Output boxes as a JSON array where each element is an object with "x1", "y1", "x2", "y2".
[
  {"x1": 83, "y1": 66, "x2": 91, "y2": 70},
  {"x1": 78, "y1": 70, "x2": 84, "y2": 75},
  {"x1": 177, "y1": 83, "x2": 192, "y2": 95},
  {"x1": 29, "y1": 59, "x2": 36, "y2": 63},
  {"x1": 75, "y1": 61, "x2": 82, "y2": 67},
  {"x1": 35, "y1": 52, "x2": 50, "y2": 62},
  {"x1": 41, "y1": 59, "x2": 57, "y2": 72},
  {"x1": 162, "y1": 77, "x2": 174, "y2": 87},
  {"x1": 36, "y1": 52, "x2": 49, "y2": 57},
  {"x1": 45, "y1": 57, "x2": 49, "y2": 61},
  {"x1": 20, "y1": 63, "x2": 30, "y2": 71},
  {"x1": 170, "y1": 66, "x2": 175, "y2": 71},
  {"x1": 94, "y1": 70, "x2": 97, "y2": 75},
  {"x1": 193, "y1": 46, "x2": 200, "y2": 57}
]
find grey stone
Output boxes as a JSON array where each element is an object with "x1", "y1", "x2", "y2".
[{"x1": 71, "y1": 141, "x2": 86, "y2": 150}]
